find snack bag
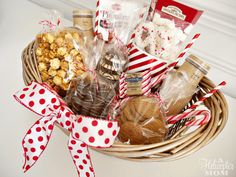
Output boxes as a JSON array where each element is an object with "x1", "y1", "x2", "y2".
[
  {"x1": 133, "y1": 0, "x2": 203, "y2": 61},
  {"x1": 95, "y1": 0, "x2": 151, "y2": 44},
  {"x1": 66, "y1": 42, "x2": 116, "y2": 119},
  {"x1": 96, "y1": 38, "x2": 128, "y2": 90},
  {"x1": 153, "y1": 0, "x2": 203, "y2": 34},
  {"x1": 36, "y1": 12, "x2": 87, "y2": 97},
  {"x1": 111, "y1": 95, "x2": 168, "y2": 145}
]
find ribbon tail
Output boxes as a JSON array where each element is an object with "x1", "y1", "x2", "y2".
[
  {"x1": 22, "y1": 116, "x2": 56, "y2": 172},
  {"x1": 68, "y1": 134, "x2": 95, "y2": 177}
]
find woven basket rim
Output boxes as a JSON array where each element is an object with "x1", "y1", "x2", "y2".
[{"x1": 21, "y1": 40, "x2": 228, "y2": 161}]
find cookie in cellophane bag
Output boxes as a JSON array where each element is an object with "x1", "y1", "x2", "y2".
[
  {"x1": 112, "y1": 95, "x2": 168, "y2": 145},
  {"x1": 35, "y1": 12, "x2": 88, "y2": 97}
]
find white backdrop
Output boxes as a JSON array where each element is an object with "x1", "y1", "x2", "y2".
[{"x1": 0, "y1": 1, "x2": 236, "y2": 177}]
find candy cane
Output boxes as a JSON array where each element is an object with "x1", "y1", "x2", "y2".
[
  {"x1": 94, "y1": 0, "x2": 100, "y2": 36},
  {"x1": 167, "y1": 81, "x2": 226, "y2": 124},
  {"x1": 168, "y1": 33, "x2": 201, "y2": 70}
]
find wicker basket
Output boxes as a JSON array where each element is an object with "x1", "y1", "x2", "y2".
[{"x1": 22, "y1": 40, "x2": 228, "y2": 161}]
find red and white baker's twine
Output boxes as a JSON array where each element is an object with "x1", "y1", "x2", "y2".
[
  {"x1": 167, "y1": 81, "x2": 226, "y2": 126},
  {"x1": 39, "y1": 18, "x2": 61, "y2": 32},
  {"x1": 13, "y1": 82, "x2": 119, "y2": 177}
]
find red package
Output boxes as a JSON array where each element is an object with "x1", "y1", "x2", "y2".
[{"x1": 153, "y1": 0, "x2": 203, "y2": 33}]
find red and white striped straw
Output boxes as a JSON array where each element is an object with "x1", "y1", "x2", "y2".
[
  {"x1": 150, "y1": 34, "x2": 201, "y2": 87},
  {"x1": 94, "y1": 0, "x2": 100, "y2": 41},
  {"x1": 168, "y1": 33, "x2": 201, "y2": 70},
  {"x1": 188, "y1": 81, "x2": 226, "y2": 110},
  {"x1": 167, "y1": 81, "x2": 226, "y2": 124}
]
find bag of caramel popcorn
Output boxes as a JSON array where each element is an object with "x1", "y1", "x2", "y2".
[{"x1": 35, "y1": 12, "x2": 88, "y2": 97}]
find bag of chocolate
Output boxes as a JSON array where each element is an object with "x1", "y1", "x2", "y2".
[
  {"x1": 66, "y1": 42, "x2": 116, "y2": 119},
  {"x1": 35, "y1": 11, "x2": 88, "y2": 97},
  {"x1": 111, "y1": 95, "x2": 168, "y2": 145},
  {"x1": 95, "y1": 0, "x2": 151, "y2": 44},
  {"x1": 96, "y1": 38, "x2": 128, "y2": 91}
]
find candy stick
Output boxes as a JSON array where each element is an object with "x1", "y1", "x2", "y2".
[
  {"x1": 188, "y1": 81, "x2": 226, "y2": 110},
  {"x1": 151, "y1": 34, "x2": 201, "y2": 87},
  {"x1": 167, "y1": 81, "x2": 226, "y2": 124},
  {"x1": 168, "y1": 33, "x2": 201, "y2": 70},
  {"x1": 94, "y1": 0, "x2": 100, "y2": 41}
]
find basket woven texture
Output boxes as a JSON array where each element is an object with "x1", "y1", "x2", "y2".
[{"x1": 22, "y1": 40, "x2": 228, "y2": 162}]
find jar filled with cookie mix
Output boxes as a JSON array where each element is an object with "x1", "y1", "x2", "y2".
[{"x1": 160, "y1": 55, "x2": 210, "y2": 115}]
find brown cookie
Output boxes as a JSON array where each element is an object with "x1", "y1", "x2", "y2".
[
  {"x1": 142, "y1": 118, "x2": 168, "y2": 144},
  {"x1": 118, "y1": 122, "x2": 145, "y2": 145},
  {"x1": 133, "y1": 96, "x2": 162, "y2": 122},
  {"x1": 117, "y1": 95, "x2": 167, "y2": 145}
]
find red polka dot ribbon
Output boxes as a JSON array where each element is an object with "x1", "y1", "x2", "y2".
[{"x1": 13, "y1": 82, "x2": 120, "y2": 177}]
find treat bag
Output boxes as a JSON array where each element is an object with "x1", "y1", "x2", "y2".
[
  {"x1": 126, "y1": 0, "x2": 203, "y2": 82},
  {"x1": 66, "y1": 41, "x2": 116, "y2": 119},
  {"x1": 95, "y1": 0, "x2": 151, "y2": 44},
  {"x1": 36, "y1": 10, "x2": 88, "y2": 97},
  {"x1": 96, "y1": 37, "x2": 128, "y2": 91},
  {"x1": 111, "y1": 95, "x2": 168, "y2": 145}
]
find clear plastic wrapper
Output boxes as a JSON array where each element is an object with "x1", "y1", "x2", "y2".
[
  {"x1": 66, "y1": 40, "x2": 116, "y2": 119},
  {"x1": 66, "y1": 71, "x2": 115, "y2": 119},
  {"x1": 111, "y1": 95, "x2": 168, "y2": 145},
  {"x1": 36, "y1": 12, "x2": 87, "y2": 97},
  {"x1": 96, "y1": 38, "x2": 128, "y2": 88},
  {"x1": 147, "y1": 0, "x2": 158, "y2": 21},
  {"x1": 159, "y1": 55, "x2": 210, "y2": 116},
  {"x1": 132, "y1": 0, "x2": 203, "y2": 62},
  {"x1": 96, "y1": 0, "x2": 151, "y2": 44},
  {"x1": 159, "y1": 69, "x2": 199, "y2": 116},
  {"x1": 153, "y1": 0, "x2": 203, "y2": 33}
]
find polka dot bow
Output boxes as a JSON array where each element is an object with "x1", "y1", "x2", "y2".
[{"x1": 13, "y1": 82, "x2": 120, "y2": 177}]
